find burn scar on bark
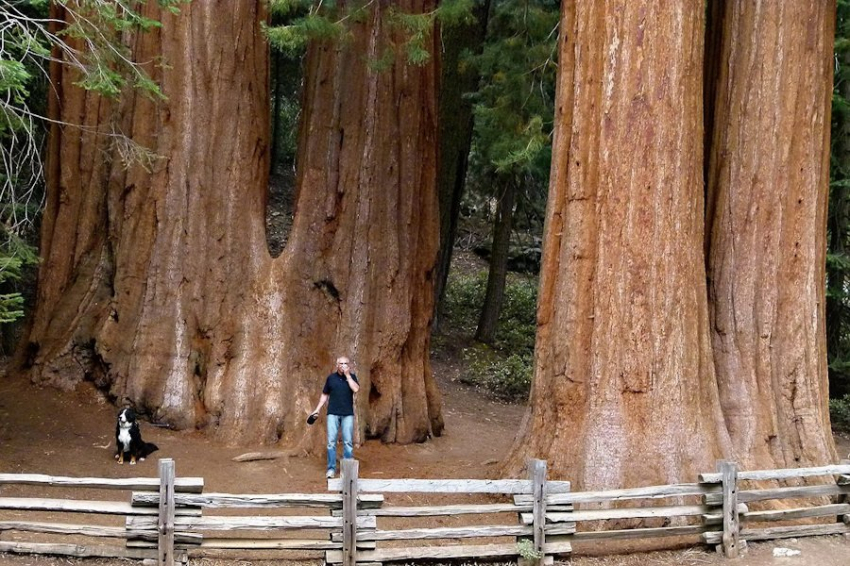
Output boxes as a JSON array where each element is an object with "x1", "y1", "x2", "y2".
[{"x1": 314, "y1": 279, "x2": 341, "y2": 302}]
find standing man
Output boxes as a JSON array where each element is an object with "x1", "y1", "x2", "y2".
[{"x1": 310, "y1": 356, "x2": 360, "y2": 478}]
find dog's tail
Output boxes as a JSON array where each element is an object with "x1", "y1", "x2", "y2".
[{"x1": 142, "y1": 442, "x2": 159, "y2": 458}]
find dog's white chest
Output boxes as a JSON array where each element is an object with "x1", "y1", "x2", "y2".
[{"x1": 118, "y1": 426, "x2": 132, "y2": 451}]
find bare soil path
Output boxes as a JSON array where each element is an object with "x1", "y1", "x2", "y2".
[{"x1": 0, "y1": 363, "x2": 848, "y2": 566}]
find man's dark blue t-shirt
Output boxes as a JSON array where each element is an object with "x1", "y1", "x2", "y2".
[{"x1": 323, "y1": 372, "x2": 358, "y2": 416}]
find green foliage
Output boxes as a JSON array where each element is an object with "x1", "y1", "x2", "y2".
[
  {"x1": 830, "y1": 395, "x2": 850, "y2": 431},
  {"x1": 459, "y1": 0, "x2": 559, "y2": 277},
  {"x1": 516, "y1": 539, "x2": 543, "y2": 561},
  {"x1": 0, "y1": 0, "x2": 186, "y2": 326},
  {"x1": 264, "y1": 0, "x2": 474, "y2": 64},
  {"x1": 443, "y1": 271, "x2": 537, "y2": 400},
  {"x1": 467, "y1": 0, "x2": 559, "y2": 178}
]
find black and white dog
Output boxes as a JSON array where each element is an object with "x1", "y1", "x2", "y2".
[{"x1": 115, "y1": 408, "x2": 158, "y2": 465}]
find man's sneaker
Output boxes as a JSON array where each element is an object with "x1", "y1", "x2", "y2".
[{"x1": 326, "y1": 469, "x2": 335, "y2": 479}]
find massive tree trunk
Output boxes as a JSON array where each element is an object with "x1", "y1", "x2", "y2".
[
  {"x1": 705, "y1": 1, "x2": 837, "y2": 468},
  {"x1": 22, "y1": 0, "x2": 443, "y2": 448},
  {"x1": 503, "y1": 1, "x2": 732, "y2": 488}
]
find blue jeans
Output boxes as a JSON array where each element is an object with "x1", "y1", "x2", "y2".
[{"x1": 326, "y1": 414, "x2": 354, "y2": 472}]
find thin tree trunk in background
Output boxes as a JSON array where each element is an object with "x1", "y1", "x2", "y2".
[
  {"x1": 826, "y1": 47, "x2": 850, "y2": 399},
  {"x1": 270, "y1": 49, "x2": 284, "y2": 174},
  {"x1": 703, "y1": 0, "x2": 726, "y2": 215},
  {"x1": 503, "y1": 1, "x2": 732, "y2": 488},
  {"x1": 705, "y1": 1, "x2": 837, "y2": 468},
  {"x1": 475, "y1": 178, "x2": 516, "y2": 344},
  {"x1": 433, "y1": 0, "x2": 491, "y2": 330},
  {"x1": 21, "y1": 0, "x2": 443, "y2": 448}
]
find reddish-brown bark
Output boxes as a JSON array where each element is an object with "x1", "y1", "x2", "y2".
[
  {"x1": 22, "y1": 0, "x2": 442, "y2": 448},
  {"x1": 705, "y1": 1, "x2": 837, "y2": 468},
  {"x1": 504, "y1": 1, "x2": 733, "y2": 488}
]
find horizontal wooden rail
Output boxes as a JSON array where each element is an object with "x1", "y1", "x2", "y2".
[
  {"x1": 699, "y1": 465, "x2": 850, "y2": 484},
  {"x1": 128, "y1": 538, "x2": 354, "y2": 550},
  {"x1": 698, "y1": 464, "x2": 850, "y2": 484},
  {"x1": 330, "y1": 522, "x2": 576, "y2": 542},
  {"x1": 0, "y1": 541, "x2": 157, "y2": 560},
  {"x1": 132, "y1": 492, "x2": 383, "y2": 508},
  {"x1": 568, "y1": 524, "x2": 709, "y2": 542},
  {"x1": 0, "y1": 497, "x2": 200, "y2": 516},
  {"x1": 703, "y1": 523, "x2": 850, "y2": 544},
  {"x1": 519, "y1": 503, "x2": 747, "y2": 524},
  {"x1": 0, "y1": 473, "x2": 203, "y2": 492},
  {"x1": 326, "y1": 540, "x2": 574, "y2": 563},
  {"x1": 127, "y1": 514, "x2": 377, "y2": 531},
  {"x1": 515, "y1": 483, "x2": 719, "y2": 507},
  {"x1": 742, "y1": 503, "x2": 850, "y2": 522},
  {"x1": 704, "y1": 483, "x2": 850, "y2": 505},
  {"x1": 338, "y1": 502, "x2": 530, "y2": 517},
  {"x1": 327, "y1": 478, "x2": 571, "y2": 494},
  {"x1": 0, "y1": 520, "x2": 127, "y2": 538}
]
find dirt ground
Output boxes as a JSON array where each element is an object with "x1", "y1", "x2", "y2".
[{"x1": 1, "y1": 360, "x2": 849, "y2": 566}]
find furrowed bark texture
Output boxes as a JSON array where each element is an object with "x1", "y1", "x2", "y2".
[
  {"x1": 705, "y1": 1, "x2": 837, "y2": 468},
  {"x1": 504, "y1": 1, "x2": 732, "y2": 488},
  {"x1": 23, "y1": 0, "x2": 443, "y2": 447},
  {"x1": 288, "y1": 0, "x2": 444, "y2": 445}
]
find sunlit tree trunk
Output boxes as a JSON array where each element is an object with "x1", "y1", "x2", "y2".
[
  {"x1": 22, "y1": 0, "x2": 443, "y2": 447},
  {"x1": 705, "y1": 1, "x2": 837, "y2": 468},
  {"x1": 504, "y1": 1, "x2": 732, "y2": 488}
]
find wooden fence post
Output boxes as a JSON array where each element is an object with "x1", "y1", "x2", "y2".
[
  {"x1": 341, "y1": 458, "x2": 359, "y2": 566},
  {"x1": 529, "y1": 459, "x2": 547, "y2": 565},
  {"x1": 718, "y1": 460, "x2": 740, "y2": 558},
  {"x1": 158, "y1": 458, "x2": 175, "y2": 566},
  {"x1": 840, "y1": 459, "x2": 850, "y2": 526}
]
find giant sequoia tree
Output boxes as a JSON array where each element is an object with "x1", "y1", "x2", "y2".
[
  {"x1": 504, "y1": 1, "x2": 733, "y2": 487},
  {"x1": 507, "y1": 1, "x2": 838, "y2": 486},
  {"x1": 23, "y1": 0, "x2": 443, "y2": 448},
  {"x1": 705, "y1": 1, "x2": 837, "y2": 469}
]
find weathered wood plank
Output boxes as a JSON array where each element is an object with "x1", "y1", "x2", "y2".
[
  {"x1": 529, "y1": 459, "x2": 547, "y2": 563},
  {"x1": 703, "y1": 483, "x2": 850, "y2": 505},
  {"x1": 516, "y1": 483, "x2": 719, "y2": 507},
  {"x1": 560, "y1": 524, "x2": 708, "y2": 542},
  {"x1": 703, "y1": 522, "x2": 850, "y2": 544},
  {"x1": 0, "y1": 473, "x2": 203, "y2": 493},
  {"x1": 742, "y1": 503, "x2": 850, "y2": 522},
  {"x1": 719, "y1": 460, "x2": 740, "y2": 559},
  {"x1": 127, "y1": 515, "x2": 376, "y2": 531},
  {"x1": 122, "y1": 530, "x2": 202, "y2": 544},
  {"x1": 158, "y1": 458, "x2": 176, "y2": 566},
  {"x1": 0, "y1": 520, "x2": 127, "y2": 538},
  {"x1": 0, "y1": 541, "x2": 157, "y2": 559},
  {"x1": 330, "y1": 523, "x2": 576, "y2": 542},
  {"x1": 132, "y1": 492, "x2": 383, "y2": 509},
  {"x1": 127, "y1": 538, "x2": 361, "y2": 550},
  {"x1": 325, "y1": 541, "x2": 573, "y2": 563},
  {"x1": 327, "y1": 478, "x2": 570, "y2": 494},
  {"x1": 0, "y1": 498, "x2": 199, "y2": 516},
  {"x1": 341, "y1": 459, "x2": 359, "y2": 566},
  {"x1": 702, "y1": 503, "x2": 748, "y2": 525},
  {"x1": 340, "y1": 502, "x2": 529, "y2": 517},
  {"x1": 519, "y1": 504, "x2": 746, "y2": 524},
  {"x1": 698, "y1": 464, "x2": 850, "y2": 484}
]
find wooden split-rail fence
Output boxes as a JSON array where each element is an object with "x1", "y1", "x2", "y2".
[{"x1": 0, "y1": 458, "x2": 848, "y2": 565}]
